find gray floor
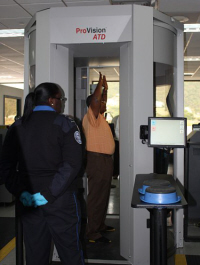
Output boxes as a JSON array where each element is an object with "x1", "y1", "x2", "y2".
[{"x1": 1, "y1": 177, "x2": 200, "y2": 265}]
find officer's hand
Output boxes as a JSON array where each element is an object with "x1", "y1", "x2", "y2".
[
  {"x1": 20, "y1": 191, "x2": 33, "y2": 207},
  {"x1": 32, "y1": 192, "x2": 48, "y2": 207}
]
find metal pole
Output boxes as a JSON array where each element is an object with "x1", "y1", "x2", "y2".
[{"x1": 151, "y1": 207, "x2": 167, "y2": 265}]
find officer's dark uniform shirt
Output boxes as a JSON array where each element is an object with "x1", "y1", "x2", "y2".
[{"x1": 0, "y1": 106, "x2": 82, "y2": 203}]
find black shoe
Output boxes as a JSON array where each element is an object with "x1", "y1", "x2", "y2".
[
  {"x1": 88, "y1": 236, "x2": 111, "y2": 243},
  {"x1": 105, "y1": 225, "x2": 115, "y2": 232},
  {"x1": 101, "y1": 225, "x2": 115, "y2": 232}
]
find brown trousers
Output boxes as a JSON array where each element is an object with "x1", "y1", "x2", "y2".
[{"x1": 86, "y1": 152, "x2": 113, "y2": 240}]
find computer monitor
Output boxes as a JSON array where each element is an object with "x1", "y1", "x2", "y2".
[{"x1": 148, "y1": 117, "x2": 187, "y2": 148}]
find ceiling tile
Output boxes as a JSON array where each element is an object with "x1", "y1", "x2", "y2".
[
  {"x1": 1, "y1": 65, "x2": 24, "y2": 72},
  {"x1": 20, "y1": 2, "x2": 66, "y2": 16},
  {"x1": 64, "y1": 0, "x2": 110, "y2": 6},
  {"x1": 159, "y1": 0, "x2": 200, "y2": 13},
  {"x1": 0, "y1": 5, "x2": 31, "y2": 18},
  {"x1": 166, "y1": 12, "x2": 200, "y2": 24},
  {"x1": 0, "y1": 18, "x2": 31, "y2": 29},
  {"x1": 0, "y1": 0, "x2": 16, "y2": 5},
  {"x1": 16, "y1": 0, "x2": 63, "y2": 3},
  {"x1": 0, "y1": 23, "x2": 7, "y2": 29},
  {"x1": 0, "y1": 60, "x2": 23, "y2": 67},
  {"x1": 0, "y1": 37, "x2": 24, "y2": 53},
  {"x1": 0, "y1": 44, "x2": 23, "y2": 58},
  {"x1": 184, "y1": 33, "x2": 200, "y2": 57}
]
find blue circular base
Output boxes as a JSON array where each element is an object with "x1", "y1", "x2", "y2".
[{"x1": 140, "y1": 195, "x2": 181, "y2": 204}]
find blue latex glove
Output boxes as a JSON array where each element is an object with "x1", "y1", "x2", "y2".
[
  {"x1": 20, "y1": 191, "x2": 33, "y2": 207},
  {"x1": 32, "y1": 192, "x2": 48, "y2": 207}
]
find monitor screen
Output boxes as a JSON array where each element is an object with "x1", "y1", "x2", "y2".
[{"x1": 148, "y1": 117, "x2": 187, "y2": 148}]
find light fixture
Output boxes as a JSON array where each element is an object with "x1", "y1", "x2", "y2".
[
  {"x1": 1, "y1": 83, "x2": 24, "y2": 89},
  {"x1": 184, "y1": 73, "x2": 193, "y2": 76},
  {"x1": 0, "y1": 29, "x2": 24, "y2": 37},
  {"x1": 173, "y1": 16, "x2": 189, "y2": 23},
  {"x1": 0, "y1": 76, "x2": 14, "y2": 79},
  {"x1": 184, "y1": 56, "x2": 200, "y2": 61},
  {"x1": 184, "y1": 24, "x2": 200, "y2": 32}
]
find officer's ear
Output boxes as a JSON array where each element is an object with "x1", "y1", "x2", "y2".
[{"x1": 48, "y1": 97, "x2": 54, "y2": 106}]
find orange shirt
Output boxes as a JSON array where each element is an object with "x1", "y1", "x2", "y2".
[{"x1": 82, "y1": 107, "x2": 115, "y2": 155}]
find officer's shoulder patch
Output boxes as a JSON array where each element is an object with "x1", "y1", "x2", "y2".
[{"x1": 74, "y1": 131, "x2": 82, "y2": 144}]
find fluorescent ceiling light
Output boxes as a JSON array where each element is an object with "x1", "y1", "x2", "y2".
[
  {"x1": 2, "y1": 83, "x2": 24, "y2": 89},
  {"x1": 184, "y1": 73, "x2": 193, "y2": 76},
  {"x1": 0, "y1": 76, "x2": 14, "y2": 79},
  {"x1": 184, "y1": 24, "x2": 200, "y2": 32},
  {"x1": 184, "y1": 56, "x2": 200, "y2": 61},
  {"x1": 0, "y1": 29, "x2": 24, "y2": 37},
  {"x1": 173, "y1": 16, "x2": 189, "y2": 23}
]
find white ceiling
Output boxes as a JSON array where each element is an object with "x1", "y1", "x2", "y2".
[{"x1": 0, "y1": 0, "x2": 200, "y2": 85}]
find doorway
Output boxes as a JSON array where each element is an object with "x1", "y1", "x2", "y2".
[{"x1": 74, "y1": 55, "x2": 125, "y2": 262}]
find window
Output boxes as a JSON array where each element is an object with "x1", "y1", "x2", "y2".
[
  {"x1": 184, "y1": 81, "x2": 200, "y2": 135},
  {"x1": 106, "y1": 81, "x2": 119, "y2": 123},
  {"x1": 154, "y1": 62, "x2": 173, "y2": 118},
  {"x1": 4, "y1": 96, "x2": 21, "y2": 125},
  {"x1": 155, "y1": 84, "x2": 171, "y2": 117}
]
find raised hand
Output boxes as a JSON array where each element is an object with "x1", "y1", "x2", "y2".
[{"x1": 102, "y1": 75, "x2": 108, "y2": 90}]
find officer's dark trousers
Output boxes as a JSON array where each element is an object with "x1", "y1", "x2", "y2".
[
  {"x1": 21, "y1": 191, "x2": 85, "y2": 265},
  {"x1": 86, "y1": 152, "x2": 113, "y2": 240}
]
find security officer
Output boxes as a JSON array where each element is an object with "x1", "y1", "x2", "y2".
[{"x1": 0, "y1": 83, "x2": 85, "y2": 265}]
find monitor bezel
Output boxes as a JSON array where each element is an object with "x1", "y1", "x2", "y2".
[{"x1": 148, "y1": 117, "x2": 187, "y2": 148}]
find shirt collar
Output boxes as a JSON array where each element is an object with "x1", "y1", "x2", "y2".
[{"x1": 33, "y1": 105, "x2": 56, "y2": 112}]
